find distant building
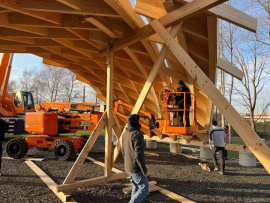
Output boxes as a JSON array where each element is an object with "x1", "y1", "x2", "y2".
[{"x1": 242, "y1": 112, "x2": 270, "y2": 122}]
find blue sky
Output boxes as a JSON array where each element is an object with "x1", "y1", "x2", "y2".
[{"x1": 10, "y1": 54, "x2": 43, "y2": 81}]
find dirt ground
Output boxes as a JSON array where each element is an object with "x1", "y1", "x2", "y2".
[{"x1": 1, "y1": 136, "x2": 270, "y2": 203}]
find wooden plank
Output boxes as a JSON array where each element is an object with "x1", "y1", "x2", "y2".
[
  {"x1": 151, "y1": 19, "x2": 270, "y2": 174},
  {"x1": 111, "y1": 0, "x2": 227, "y2": 51},
  {"x1": 56, "y1": 172, "x2": 127, "y2": 192},
  {"x1": 0, "y1": 36, "x2": 36, "y2": 44},
  {"x1": 123, "y1": 184, "x2": 160, "y2": 194},
  {"x1": 216, "y1": 57, "x2": 244, "y2": 80},
  {"x1": 0, "y1": 13, "x2": 48, "y2": 36},
  {"x1": 2, "y1": 157, "x2": 45, "y2": 161},
  {"x1": 112, "y1": 117, "x2": 122, "y2": 139},
  {"x1": 56, "y1": 0, "x2": 82, "y2": 10},
  {"x1": 85, "y1": 17, "x2": 118, "y2": 39},
  {"x1": 134, "y1": 0, "x2": 167, "y2": 19},
  {"x1": 204, "y1": 15, "x2": 217, "y2": 133},
  {"x1": 209, "y1": 3, "x2": 257, "y2": 32},
  {"x1": 123, "y1": 47, "x2": 161, "y2": 117},
  {"x1": 112, "y1": 24, "x2": 181, "y2": 164},
  {"x1": 178, "y1": 0, "x2": 257, "y2": 32},
  {"x1": 20, "y1": 0, "x2": 119, "y2": 17},
  {"x1": 85, "y1": 157, "x2": 123, "y2": 173},
  {"x1": 105, "y1": 45, "x2": 114, "y2": 177},
  {"x1": 25, "y1": 160, "x2": 76, "y2": 203},
  {"x1": 125, "y1": 181, "x2": 157, "y2": 187},
  {"x1": 63, "y1": 111, "x2": 107, "y2": 184},
  {"x1": 0, "y1": 0, "x2": 62, "y2": 25},
  {"x1": 144, "y1": 151, "x2": 159, "y2": 156},
  {"x1": 7, "y1": 12, "x2": 97, "y2": 30},
  {"x1": 157, "y1": 185, "x2": 195, "y2": 203},
  {"x1": 182, "y1": 19, "x2": 208, "y2": 40},
  {"x1": 104, "y1": 0, "x2": 145, "y2": 30},
  {"x1": 207, "y1": 16, "x2": 218, "y2": 83}
]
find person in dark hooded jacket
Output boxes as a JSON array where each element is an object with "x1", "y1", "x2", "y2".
[
  {"x1": 175, "y1": 80, "x2": 191, "y2": 127},
  {"x1": 122, "y1": 114, "x2": 149, "y2": 203}
]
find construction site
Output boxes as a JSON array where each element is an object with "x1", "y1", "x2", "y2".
[{"x1": 0, "y1": 0, "x2": 270, "y2": 202}]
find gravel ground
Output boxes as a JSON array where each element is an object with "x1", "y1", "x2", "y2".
[{"x1": 1, "y1": 136, "x2": 270, "y2": 203}]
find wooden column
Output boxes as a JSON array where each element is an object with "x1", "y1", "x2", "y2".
[
  {"x1": 204, "y1": 16, "x2": 218, "y2": 137},
  {"x1": 112, "y1": 24, "x2": 181, "y2": 164},
  {"x1": 150, "y1": 19, "x2": 270, "y2": 174},
  {"x1": 105, "y1": 45, "x2": 114, "y2": 177}
]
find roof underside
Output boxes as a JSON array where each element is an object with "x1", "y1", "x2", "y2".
[{"x1": 0, "y1": 0, "x2": 254, "y2": 133}]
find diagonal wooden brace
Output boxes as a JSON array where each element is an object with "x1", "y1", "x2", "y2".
[{"x1": 63, "y1": 111, "x2": 107, "y2": 184}]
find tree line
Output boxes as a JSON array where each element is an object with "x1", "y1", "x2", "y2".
[{"x1": 7, "y1": 64, "x2": 99, "y2": 105}]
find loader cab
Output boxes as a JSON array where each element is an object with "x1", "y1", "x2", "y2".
[{"x1": 12, "y1": 91, "x2": 35, "y2": 114}]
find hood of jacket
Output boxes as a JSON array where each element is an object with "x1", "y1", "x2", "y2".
[{"x1": 126, "y1": 114, "x2": 141, "y2": 131}]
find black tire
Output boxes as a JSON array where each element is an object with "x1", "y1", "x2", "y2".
[
  {"x1": 6, "y1": 138, "x2": 29, "y2": 159},
  {"x1": 78, "y1": 135, "x2": 89, "y2": 151},
  {"x1": 54, "y1": 140, "x2": 75, "y2": 161}
]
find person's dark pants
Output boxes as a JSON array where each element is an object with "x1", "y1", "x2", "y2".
[
  {"x1": 127, "y1": 171, "x2": 149, "y2": 203},
  {"x1": 0, "y1": 140, "x2": 2, "y2": 171},
  {"x1": 224, "y1": 149, "x2": 228, "y2": 159},
  {"x1": 212, "y1": 146, "x2": 225, "y2": 172},
  {"x1": 178, "y1": 108, "x2": 190, "y2": 127}
]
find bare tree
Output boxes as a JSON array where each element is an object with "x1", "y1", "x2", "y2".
[
  {"x1": 61, "y1": 71, "x2": 81, "y2": 102},
  {"x1": 253, "y1": 0, "x2": 270, "y2": 39},
  {"x1": 20, "y1": 68, "x2": 45, "y2": 105},
  {"x1": 233, "y1": 37, "x2": 270, "y2": 129},
  {"x1": 246, "y1": 0, "x2": 270, "y2": 44},
  {"x1": 40, "y1": 64, "x2": 67, "y2": 102},
  {"x1": 18, "y1": 64, "x2": 98, "y2": 104},
  {"x1": 7, "y1": 80, "x2": 18, "y2": 94}
]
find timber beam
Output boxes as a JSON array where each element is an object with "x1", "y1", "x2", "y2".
[
  {"x1": 176, "y1": 0, "x2": 257, "y2": 32},
  {"x1": 216, "y1": 57, "x2": 244, "y2": 80},
  {"x1": 110, "y1": 0, "x2": 227, "y2": 52},
  {"x1": 56, "y1": 172, "x2": 127, "y2": 193},
  {"x1": 20, "y1": 0, "x2": 120, "y2": 18}
]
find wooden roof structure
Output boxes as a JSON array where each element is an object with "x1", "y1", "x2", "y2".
[
  {"x1": 1, "y1": 0, "x2": 270, "y2": 196},
  {"x1": 0, "y1": 0, "x2": 253, "y2": 132}
]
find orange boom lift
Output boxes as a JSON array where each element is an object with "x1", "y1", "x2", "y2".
[
  {"x1": 6, "y1": 101, "x2": 105, "y2": 160},
  {"x1": 113, "y1": 89, "x2": 198, "y2": 139}
]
